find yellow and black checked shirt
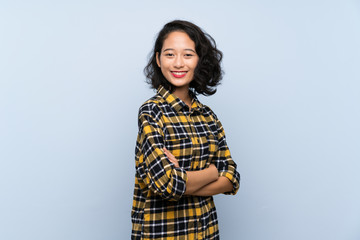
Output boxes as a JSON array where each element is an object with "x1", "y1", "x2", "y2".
[{"x1": 132, "y1": 85, "x2": 240, "y2": 240}]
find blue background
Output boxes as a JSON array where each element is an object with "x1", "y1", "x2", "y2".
[{"x1": 1, "y1": 0, "x2": 359, "y2": 239}]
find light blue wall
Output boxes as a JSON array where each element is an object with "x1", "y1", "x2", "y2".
[{"x1": 1, "y1": 1, "x2": 359, "y2": 239}]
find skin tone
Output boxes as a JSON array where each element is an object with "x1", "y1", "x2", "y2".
[
  {"x1": 164, "y1": 148, "x2": 233, "y2": 195},
  {"x1": 157, "y1": 31, "x2": 233, "y2": 196},
  {"x1": 156, "y1": 31, "x2": 198, "y2": 109}
]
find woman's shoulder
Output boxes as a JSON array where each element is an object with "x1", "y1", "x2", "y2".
[
  {"x1": 199, "y1": 103, "x2": 219, "y2": 121},
  {"x1": 138, "y1": 94, "x2": 164, "y2": 119}
]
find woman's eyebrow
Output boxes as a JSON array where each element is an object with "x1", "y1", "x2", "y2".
[
  {"x1": 184, "y1": 49, "x2": 196, "y2": 53},
  {"x1": 163, "y1": 48, "x2": 196, "y2": 53}
]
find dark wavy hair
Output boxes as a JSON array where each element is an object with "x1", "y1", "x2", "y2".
[{"x1": 144, "y1": 20, "x2": 223, "y2": 96}]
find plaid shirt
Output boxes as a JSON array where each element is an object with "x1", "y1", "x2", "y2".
[{"x1": 132, "y1": 85, "x2": 240, "y2": 240}]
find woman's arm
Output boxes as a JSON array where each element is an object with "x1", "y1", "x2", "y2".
[
  {"x1": 136, "y1": 110, "x2": 188, "y2": 201},
  {"x1": 163, "y1": 147, "x2": 218, "y2": 195},
  {"x1": 184, "y1": 164, "x2": 218, "y2": 194},
  {"x1": 191, "y1": 176, "x2": 233, "y2": 196},
  {"x1": 210, "y1": 114, "x2": 240, "y2": 195}
]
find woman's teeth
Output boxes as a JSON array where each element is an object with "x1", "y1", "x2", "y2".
[{"x1": 172, "y1": 72, "x2": 186, "y2": 75}]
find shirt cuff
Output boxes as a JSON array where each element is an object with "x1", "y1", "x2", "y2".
[{"x1": 219, "y1": 171, "x2": 240, "y2": 195}]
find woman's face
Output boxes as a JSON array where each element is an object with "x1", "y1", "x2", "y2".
[{"x1": 156, "y1": 31, "x2": 199, "y2": 90}]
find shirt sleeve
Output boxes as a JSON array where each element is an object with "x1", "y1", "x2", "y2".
[
  {"x1": 135, "y1": 105, "x2": 188, "y2": 201},
  {"x1": 212, "y1": 115, "x2": 240, "y2": 195}
]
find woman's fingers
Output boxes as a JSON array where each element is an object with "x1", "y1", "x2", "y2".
[
  {"x1": 164, "y1": 147, "x2": 175, "y2": 159},
  {"x1": 163, "y1": 147, "x2": 180, "y2": 168},
  {"x1": 165, "y1": 151, "x2": 176, "y2": 163}
]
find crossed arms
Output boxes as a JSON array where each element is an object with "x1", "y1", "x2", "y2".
[
  {"x1": 163, "y1": 147, "x2": 233, "y2": 196},
  {"x1": 135, "y1": 107, "x2": 240, "y2": 201}
]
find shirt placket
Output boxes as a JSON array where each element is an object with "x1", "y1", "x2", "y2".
[
  {"x1": 183, "y1": 109, "x2": 205, "y2": 239},
  {"x1": 184, "y1": 110, "x2": 201, "y2": 170}
]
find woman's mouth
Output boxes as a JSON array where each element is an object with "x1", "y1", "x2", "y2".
[{"x1": 171, "y1": 71, "x2": 187, "y2": 78}]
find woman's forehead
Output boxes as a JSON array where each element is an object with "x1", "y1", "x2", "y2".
[{"x1": 162, "y1": 31, "x2": 195, "y2": 50}]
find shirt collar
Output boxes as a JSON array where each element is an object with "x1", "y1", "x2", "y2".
[{"x1": 157, "y1": 85, "x2": 205, "y2": 113}]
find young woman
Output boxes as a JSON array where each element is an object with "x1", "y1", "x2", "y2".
[{"x1": 131, "y1": 20, "x2": 240, "y2": 240}]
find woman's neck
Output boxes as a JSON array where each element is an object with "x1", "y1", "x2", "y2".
[{"x1": 172, "y1": 86, "x2": 192, "y2": 109}]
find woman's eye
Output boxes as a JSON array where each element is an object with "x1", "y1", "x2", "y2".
[
  {"x1": 184, "y1": 54, "x2": 196, "y2": 58},
  {"x1": 165, "y1": 53, "x2": 174, "y2": 57}
]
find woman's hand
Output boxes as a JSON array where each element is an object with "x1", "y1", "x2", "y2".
[
  {"x1": 163, "y1": 147, "x2": 180, "y2": 168},
  {"x1": 163, "y1": 147, "x2": 223, "y2": 195},
  {"x1": 208, "y1": 163, "x2": 217, "y2": 173}
]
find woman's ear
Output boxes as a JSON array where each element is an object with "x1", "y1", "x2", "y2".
[{"x1": 156, "y1": 52, "x2": 161, "y2": 67}]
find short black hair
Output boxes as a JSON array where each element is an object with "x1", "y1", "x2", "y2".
[{"x1": 144, "y1": 20, "x2": 223, "y2": 96}]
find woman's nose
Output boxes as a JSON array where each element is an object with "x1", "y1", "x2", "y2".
[{"x1": 174, "y1": 56, "x2": 184, "y2": 68}]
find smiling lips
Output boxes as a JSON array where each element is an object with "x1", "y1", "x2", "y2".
[{"x1": 171, "y1": 71, "x2": 187, "y2": 78}]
